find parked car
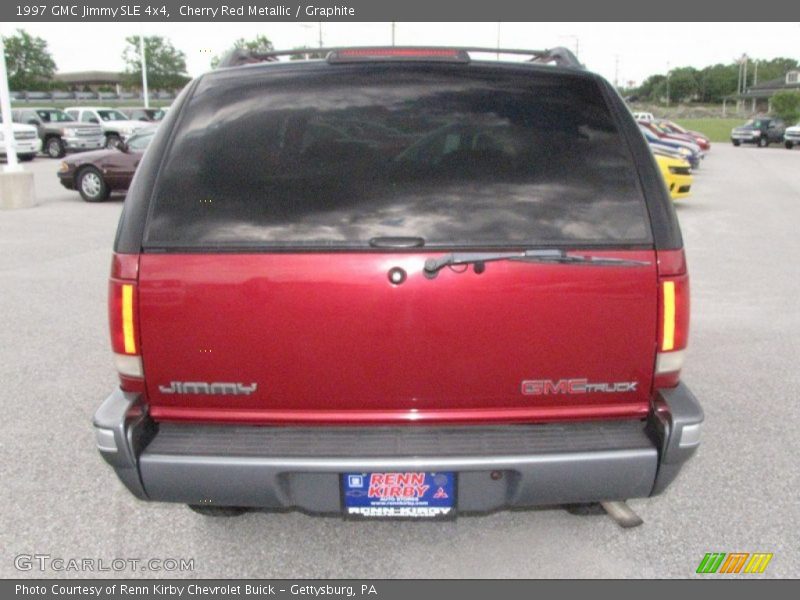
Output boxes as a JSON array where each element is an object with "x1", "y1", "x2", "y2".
[
  {"x1": 57, "y1": 127, "x2": 156, "y2": 202},
  {"x1": 639, "y1": 121, "x2": 704, "y2": 157},
  {"x1": 783, "y1": 123, "x2": 800, "y2": 149},
  {"x1": 11, "y1": 107, "x2": 105, "y2": 158},
  {"x1": 0, "y1": 116, "x2": 42, "y2": 161},
  {"x1": 94, "y1": 46, "x2": 701, "y2": 520},
  {"x1": 656, "y1": 120, "x2": 711, "y2": 152},
  {"x1": 730, "y1": 117, "x2": 785, "y2": 147},
  {"x1": 633, "y1": 111, "x2": 655, "y2": 122},
  {"x1": 119, "y1": 107, "x2": 166, "y2": 122},
  {"x1": 64, "y1": 106, "x2": 150, "y2": 149},
  {"x1": 654, "y1": 152, "x2": 692, "y2": 200},
  {"x1": 640, "y1": 126, "x2": 700, "y2": 169}
]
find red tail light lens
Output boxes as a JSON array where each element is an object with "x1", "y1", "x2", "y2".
[
  {"x1": 109, "y1": 254, "x2": 142, "y2": 389},
  {"x1": 655, "y1": 250, "x2": 690, "y2": 388}
]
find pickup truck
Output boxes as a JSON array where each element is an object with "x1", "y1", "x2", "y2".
[
  {"x1": 11, "y1": 107, "x2": 105, "y2": 158},
  {"x1": 731, "y1": 117, "x2": 785, "y2": 147},
  {"x1": 784, "y1": 123, "x2": 800, "y2": 149},
  {"x1": 94, "y1": 47, "x2": 703, "y2": 521},
  {"x1": 65, "y1": 106, "x2": 151, "y2": 149}
]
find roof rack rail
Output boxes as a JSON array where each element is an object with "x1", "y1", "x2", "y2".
[{"x1": 214, "y1": 46, "x2": 585, "y2": 70}]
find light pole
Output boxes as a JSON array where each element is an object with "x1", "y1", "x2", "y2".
[
  {"x1": 140, "y1": 35, "x2": 149, "y2": 109},
  {"x1": 391, "y1": 22, "x2": 396, "y2": 46},
  {"x1": 0, "y1": 34, "x2": 20, "y2": 173}
]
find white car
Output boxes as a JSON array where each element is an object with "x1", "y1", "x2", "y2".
[
  {"x1": 784, "y1": 123, "x2": 800, "y2": 149},
  {"x1": 0, "y1": 120, "x2": 42, "y2": 161},
  {"x1": 633, "y1": 111, "x2": 655, "y2": 122},
  {"x1": 64, "y1": 106, "x2": 150, "y2": 149}
]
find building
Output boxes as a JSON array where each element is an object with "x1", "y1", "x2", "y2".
[
  {"x1": 52, "y1": 71, "x2": 125, "y2": 92},
  {"x1": 725, "y1": 70, "x2": 800, "y2": 115}
]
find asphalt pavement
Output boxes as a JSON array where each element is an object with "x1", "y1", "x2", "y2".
[{"x1": 1, "y1": 145, "x2": 798, "y2": 578}]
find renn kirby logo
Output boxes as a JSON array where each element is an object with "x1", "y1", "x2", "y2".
[
  {"x1": 368, "y1": 473, "x2": 429, "y2": 499},
  {"x1": 696, "y1": 552, "x2": 773, "y2": 574}
]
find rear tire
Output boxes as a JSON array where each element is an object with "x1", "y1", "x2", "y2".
[
  {"x1": 18, "y1": 153, "x2": 36, "y2": 162},
  {"x1": 732, "y1": 140, "x2": 740, "y2": 147},
  {"x1": 786, "y1": 141, "x2": 794, "y2": 149},
  {"x1": 45, "y1": 137, "x2": 65, "y2": 158},
  {"x1": 77, "y1": 167, "x2": 110, "y2": 202},
  {"x1": 188, "y1": 505, "x2": 249, "y2": 517}
]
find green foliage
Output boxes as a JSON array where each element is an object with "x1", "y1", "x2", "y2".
[
  {"x1": 210, "y1": 35, "x2": 275, "y2": 68},
  {"x1": 122, "y1": 35, "x2": 190, "y2": 91},
  {"x1": 771, "y1": 91, "x2": 800, "y2": 124},
  {"x1": 634, "y1": 57, "x2": 799, "y2": 105},
  {"x1": 2, "y1": 29, "x2": 56, "y2": 91}
]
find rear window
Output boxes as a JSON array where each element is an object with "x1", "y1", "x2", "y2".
[{"x1": 145, "y1": 64, "x2": 651, "y2": 249}]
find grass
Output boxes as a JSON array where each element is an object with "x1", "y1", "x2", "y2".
[{"x1": 672, "y1": 118, "x2": 743, "y2": 143}]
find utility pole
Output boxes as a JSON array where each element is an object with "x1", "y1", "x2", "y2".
[
  {"x1": 496, "y1": 22, "x2": 501, "y2": 60},
  {"x1": 140, "y1": 35, "x2": 149, "y2": 109},
  {"x1": 391, "y1": 22, "x2": 395, "y2": 46},
  {"x1": 318, "y1": 22, "x2": 323, "y2": 48},
  {"x1": 614, "y1": 55, "x2": 620, "y2": 88}
]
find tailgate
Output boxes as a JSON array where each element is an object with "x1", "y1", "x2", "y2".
[{"x1": 139, "y1": 251, "x2": 656, "y2": 424}]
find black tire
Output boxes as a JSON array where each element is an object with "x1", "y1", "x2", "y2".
[
  {"x1": 76, "y1": 166, "x2": 111, "y2": 202},
  {"x1": 18, "y1": 153, "x2": 36, "y2": 162},
  {"x1": 786, "y1": 141, "x2": 794, "y2": 149},
  {"x1": 188, "y1": 505, "x2": 249, "y2": 517},
  {"x1": 732, "y1": 140, "x2": 741, "y2": 147},
  {"x1": 106, "y1": 134, "x2": 123, "y2": 150},
  {"x1": 757, "y1": 136, "x2": 768, "y2": 148},
  {"x1": 45, "y1": 137, "x2": 65, "y2": 158}
]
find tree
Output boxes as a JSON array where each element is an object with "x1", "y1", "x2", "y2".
[
  {"x1": 210, "y1": 35, "x2": 274, "y2": 68},
  {"x1": 771, "y1": 91, "x2": 800, "y2": 124},
  {"x1": 653, "y1": 68, "x2": 698, "y2": 104},
  {"x1": 122, "y1": 36, "x2": 189, "y2": 91},
  {"x1": 697, "y1": 64, "x2": 738, "y2": 103},
  {"x1": 636, "y1": 74, "x2": 666, "y2": 101},
  {"x1": 2, "y1": 29, "x2": 56, "y2": 91}
]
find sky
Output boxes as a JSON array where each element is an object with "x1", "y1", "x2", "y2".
[{"x1": 2, "y1": 22, "x2": 799, "y2": 86}]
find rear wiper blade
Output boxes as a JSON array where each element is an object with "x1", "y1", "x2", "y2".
[{"x1": 423, "y1": 249, "x2": 650, "y2": 278}]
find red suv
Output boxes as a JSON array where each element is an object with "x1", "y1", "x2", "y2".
[{"x1": 94, "y1": 47, "x2": 702, "y2": 520}]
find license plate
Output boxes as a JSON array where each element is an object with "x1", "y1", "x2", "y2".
[{"x1": 342, "y1": 472, "x2": 456, "y2": 519}]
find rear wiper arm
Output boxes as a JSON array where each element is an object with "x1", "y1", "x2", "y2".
[{"x1": 423, "y1": 249, "x2": 650, "y2": 278}]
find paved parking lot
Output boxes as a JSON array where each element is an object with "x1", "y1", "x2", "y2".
[{"x1": 1, "y1": 146, "x2": 798, "y2": 578}]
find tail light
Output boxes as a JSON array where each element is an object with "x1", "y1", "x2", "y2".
[
  {"x1": 109, "y1": 253, "x2": 143, "y2": 391},
  {"x1": 655, "y1": 250, "x2": 690, "y2": 388}
]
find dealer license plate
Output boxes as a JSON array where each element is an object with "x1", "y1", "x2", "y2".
[{"x1": 341, "y1": 472, "x2": 456, "y2": 519}]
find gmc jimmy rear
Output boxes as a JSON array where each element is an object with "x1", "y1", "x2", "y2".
[{"x1": 94, "y1": 47, "x2": 703, "y2": 521}]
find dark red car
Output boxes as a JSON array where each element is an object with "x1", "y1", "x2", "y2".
[{"x1": 57, "y1": 127, "x2": 156, "y2": 202}]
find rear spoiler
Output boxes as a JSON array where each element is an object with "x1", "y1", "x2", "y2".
[{"x1": 215, "y1": 46, "x2": 584, "y2": 70}]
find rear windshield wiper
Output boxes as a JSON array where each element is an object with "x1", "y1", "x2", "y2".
[{"x1": 423, "y1": 249, "x2": 650, "y2": 278}]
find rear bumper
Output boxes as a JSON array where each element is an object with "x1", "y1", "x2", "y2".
[{"x1": 93, "y1": 384, "x2": 703, "y2": 513}]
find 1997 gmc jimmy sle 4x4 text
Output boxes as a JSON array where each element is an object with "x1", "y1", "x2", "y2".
[{"x1": 94, "y1": 47, "x2": 703, "y2": 523}]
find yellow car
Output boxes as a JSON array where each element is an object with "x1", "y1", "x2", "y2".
[{"x1": 654, "y1": 153, "x2": 692, "y2": 200}]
